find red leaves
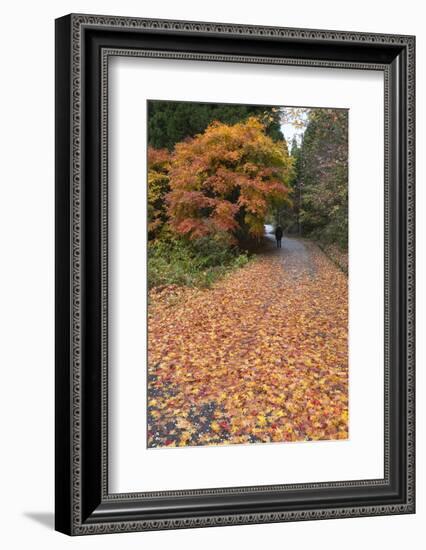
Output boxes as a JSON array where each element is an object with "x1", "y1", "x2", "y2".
[
  {"x1": 174, "y1": 218, "x2": 210, "y2": 238},
  {"x1": 148, "y1": 146, "x2": 170, "y2": 167},
  {"x1": 211, "y1": 201, "x2": 240, "y2": 232}
]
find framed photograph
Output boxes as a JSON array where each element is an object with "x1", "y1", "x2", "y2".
[{"x1": 55, "y1": 14, "x2": 415, "y2": 535}]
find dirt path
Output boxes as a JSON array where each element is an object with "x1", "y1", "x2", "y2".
[{"x1": 147, "y1": 233, "x2": 348, "y2": 448}]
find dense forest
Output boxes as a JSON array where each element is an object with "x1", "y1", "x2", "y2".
[{"x1": 147, "y1": 101, "x2": 348, "y2": 288}]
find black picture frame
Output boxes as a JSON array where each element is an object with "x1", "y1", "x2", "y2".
[{"x1": 55, "y1": 13, "x2": 415, "y2": 535}]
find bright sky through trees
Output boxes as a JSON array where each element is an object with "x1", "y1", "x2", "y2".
[{"x1": 280, "y1": 107, "x2": 310, "y2": 150}]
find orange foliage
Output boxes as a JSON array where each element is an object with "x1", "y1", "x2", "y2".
[{"x1": 166, "y1": 118, "x2": 293, "y2": 241}]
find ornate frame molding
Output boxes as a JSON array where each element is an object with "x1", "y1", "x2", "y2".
[{"x1": 55, "y1": 13, "x2": 415, "y2": 535}]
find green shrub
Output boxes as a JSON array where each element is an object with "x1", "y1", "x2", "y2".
[{"x1": 148, "y1": 235, "x2": 249, "y2": 289}]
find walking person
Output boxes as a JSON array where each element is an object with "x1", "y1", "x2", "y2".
[{"x1": 275, "y1": 225, "x2": 283, "y2": 248}]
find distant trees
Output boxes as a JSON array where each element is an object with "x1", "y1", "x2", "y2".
[
  {"x1": 271, "y1": 136, "x2": 301, "y2": 231},
  {"x1": 295, "y1": 109, "x2": 348, "y2": 249},
  {"x1": 148, "y1": 101, "x2": 283, "y2": 150},
  {"x1": 166, "y1": 118, "x2": 293, "y2": 242}
]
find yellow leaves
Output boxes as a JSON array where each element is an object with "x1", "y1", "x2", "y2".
[
  {"x1": 285, "y1": 403, "x2": 298, "y2": 414},
  {"x1": 147, "y1": 239, "x2": 348, "y2": 448},
  {"x1": 211, "y1": 421, "x2": 220, "y2": 433},
  {"x1": 218, "y1": 392, "x2": 227, "y2": 402},
  {"x1": 176, "y1": 418, "x2": 192, "y2": 430},
  {"x1": 147, "y1": 147, "x2": 170, "y2": 238},
  {"x1": 257, "y1": 414, "x2": 267, "y2": 427},
  {"x1": 178, "y1": 431, "x2": 192, "y2": 446}
]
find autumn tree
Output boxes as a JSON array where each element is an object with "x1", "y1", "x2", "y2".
[
  {"x1": 147, "y1": 147, "x2": 170, "y2": 239},
  {"x1": 166, "y1": 118, "x2": 293, "y2": 243},
  {"x1": 148, "y1": 100, "x2": 284, "y2": 150}
]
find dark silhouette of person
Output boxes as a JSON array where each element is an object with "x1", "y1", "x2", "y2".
[{"x1": 275, "y1": 225, "x2": 283, "y2": 248}]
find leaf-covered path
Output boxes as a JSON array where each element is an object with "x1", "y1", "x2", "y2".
[{"x1": 147, "y1": 231, "x2": 348, "y2": 448}]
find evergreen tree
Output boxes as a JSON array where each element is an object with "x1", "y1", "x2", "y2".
[{"x1": 148, "y1": 100, "x2": 283, "y2": 150}]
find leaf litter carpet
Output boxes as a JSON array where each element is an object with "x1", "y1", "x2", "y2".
[{"x1": 147, "y1": 237, "x2": 348, "y2": 448}]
